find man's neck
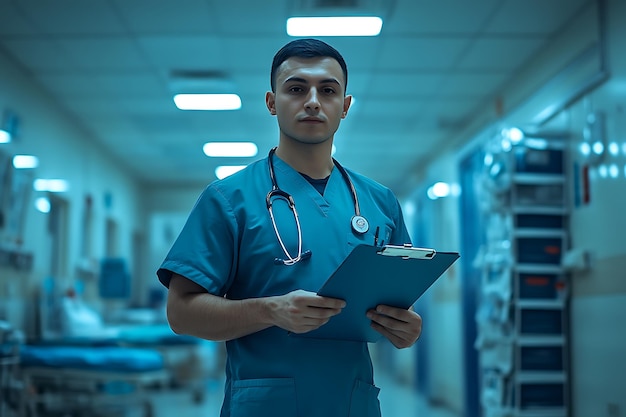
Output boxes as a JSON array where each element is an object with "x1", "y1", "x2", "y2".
[{"x1": 275, "y1": 141, "x2": 334, "y2": 179}]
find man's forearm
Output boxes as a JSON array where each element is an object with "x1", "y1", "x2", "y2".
[{"x1": 167, "y1": 291, "x2": 276, "y2": 341}]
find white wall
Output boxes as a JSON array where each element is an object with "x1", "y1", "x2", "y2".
[{"x1": 0, "y1": 47, "x2": 145, "y2": 336}]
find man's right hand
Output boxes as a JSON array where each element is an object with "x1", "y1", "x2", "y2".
[{"x1": 267, "y1": 289, "x2": 346, "y2": 334}]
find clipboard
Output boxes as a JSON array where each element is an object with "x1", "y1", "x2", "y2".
[{"x1": 294, "y1": 244, "x2": 459, "y2": 343}]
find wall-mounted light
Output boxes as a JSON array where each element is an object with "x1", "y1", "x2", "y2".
[
  {"x1": 427, "y1": 182, "x2": 461, "y2": 200},
  {"x1": 582, "y1": 111, "x2": 606, "y2": 166},
  {"x1": 35, "y1": 197, "x2": 51, "y2": 213}
]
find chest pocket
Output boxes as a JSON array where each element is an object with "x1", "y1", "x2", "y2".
[
  {"x1": 230, "y1": 378, "x2": 297, "y2": 417},
  {"x1": 346, "y1": 224, "x2": 392, "y2": 249}
]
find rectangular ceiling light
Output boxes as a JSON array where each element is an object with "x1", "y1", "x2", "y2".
[
  {"x1": 0, "y1": 129, "x2": 10, "y2": 143},
  {"x1": 174, "y1": 94, "x2": 242, "y2": 111},
  {"x1": 286, "y1": 16, "x2": 382, "y2": 37},
  {"x1": 215, "y1": 165, "x2": 247, "y2": 180},
  {"x1": 13, "y1": 155, "x2": 39, "y2": 169},
  {"x1": 203, "y1": 142, "x2": 258, "y2": 157},
  {"x1": 33, "y1": 178, "x2": 70, "y2": 192}
]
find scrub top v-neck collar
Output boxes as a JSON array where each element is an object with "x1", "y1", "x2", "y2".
[{"x1": 270, "y1": 153, "x2": 346, "y2": 215}]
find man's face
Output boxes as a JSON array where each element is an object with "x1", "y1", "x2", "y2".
[{"x1": 266, "y1": 56, "x2": 351, "y2": 146}]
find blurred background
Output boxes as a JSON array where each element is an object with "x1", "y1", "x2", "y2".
[{"x1": 0, "y1": 0, "x2": 624, "y2": 416}]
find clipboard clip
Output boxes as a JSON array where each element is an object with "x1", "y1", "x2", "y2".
[{"x1": 377, "y1": 245, "x2": 437, "y2": 260}]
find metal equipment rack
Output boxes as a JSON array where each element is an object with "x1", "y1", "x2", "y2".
[{"x1": 476, "y1": 132, "x2": 571, "y2": 417}]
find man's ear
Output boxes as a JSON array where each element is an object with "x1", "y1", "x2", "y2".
[
  {"x1": 266, "y1": 91, "x2": 276, "y2": 115},
  {"x1": 342, "y1": 95, "x2": 352, "y2": 119}
]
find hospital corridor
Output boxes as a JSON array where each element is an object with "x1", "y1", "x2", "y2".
[{"x1": 1, "y1": 0, "x2": 626, "y2": 416}]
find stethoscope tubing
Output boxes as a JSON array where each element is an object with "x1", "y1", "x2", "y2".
[{"x1": 266, "y1": 147, "x2": 368, "y2": 265}]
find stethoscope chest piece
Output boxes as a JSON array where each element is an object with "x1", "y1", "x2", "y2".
[
  {"x1": 351, "y1": 215, "x2": 369, "y2": 234},
  {"x1": 267, "y1": 147, "x2": 370, "y2": 264}
]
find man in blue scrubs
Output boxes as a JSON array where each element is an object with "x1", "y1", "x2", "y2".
[{"x1": 157, "y1": 38, "x2": 422, "y2": 416}]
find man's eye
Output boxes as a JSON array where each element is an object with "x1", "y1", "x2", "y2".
[
  {"x1": 289, "y1": 86, "x2": 304, "y2": 93},
  {"x1": 323, "y1": 88, "x2": 336, "y2": 94}
]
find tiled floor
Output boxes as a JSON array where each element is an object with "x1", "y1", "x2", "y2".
[{"x1": 150, "y1": 371, "x2": 460, "y2": 417}]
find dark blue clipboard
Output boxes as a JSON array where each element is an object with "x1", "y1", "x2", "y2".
[{"x1": 294, "y1": 244, "x2": 460, "y2": 343}]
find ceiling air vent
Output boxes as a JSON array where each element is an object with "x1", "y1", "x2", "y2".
[
  {"x1": 312, "y1": 0, "x2": 359, "y2": 8},
  {"x1": 294, "y1": 0, "x2": 387, "y2": 12}
]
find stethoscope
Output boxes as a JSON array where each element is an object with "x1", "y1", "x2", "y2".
[{"x1": 266, "y1": 147, "x2": 369, "y2": 265}]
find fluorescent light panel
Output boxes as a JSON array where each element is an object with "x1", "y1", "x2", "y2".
[
  {"x1": 13, "y1": 155, "x2": 39, "y2": 169},
  {"x1": 33, "y1": 179, "x2": 70, "y2": 193},
  {"x1": 203, "y1": 142, "x2": 258, "y2": 157},
  {"x1": 286, "y1": 16, "x2": 383, "y2": 37},
  {"x1": 174, "y1": 94, "x2": 241, "y2": 110},
  {"x1": 0, "y1": 129, "x2": 10, "y2": 143},
  {"x1": 215, "y1": 165, "x2": 247, "y2": 180}
]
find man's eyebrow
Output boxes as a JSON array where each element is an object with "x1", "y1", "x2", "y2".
[{"x1": 283, "y1": 76, "x2": 341, "y2": 86}]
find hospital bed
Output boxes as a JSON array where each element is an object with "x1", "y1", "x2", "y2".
[
  {"x1": 20, "y1": 344, "x2": 169, "y2": 417},
  {"x1": 25, "y1": 279, "x2": 224, "y2": 414}
]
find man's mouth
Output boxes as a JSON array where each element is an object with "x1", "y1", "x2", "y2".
[{"x1": 300, "y1": 117, "x2": 324, "y2": 123}]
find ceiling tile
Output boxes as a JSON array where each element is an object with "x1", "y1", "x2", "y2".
[
  {"x1": 438, "y1": 71, "x2": 510, "y2": 97},
  {"x1": 136, "y1": 35, "x2": 227, "y2": 71},
  {"x1": 36, "y1": 72, "x2": 165, "y2": 99},
  {"x1": 385, "y1": 0, "x2": 501, "y2": 34},
  {"x1": 0, "y1": 1, "x2": 38, "y2": 36},
  {"x1": 221, "y1": 37, "x2": 295, "y2": 73},
  {"x1": 376, "y1": 37, "x2": 471, "y2": 71},
  {"x1": 484, "y1": 0, "x2": 591, "y2": 35},
  {"x1": 56, "y1": 37, "x2": 151, "y2": 71},
  {"x1": 2, "y1": 39, "x2": 72, "y2": 71},
  {"x1": 210, "y1": 1, "x2": 290, "y2": 35},
  {"x1": 111, "y1": 0, "x2": 217, "y2": 35},
  {"x1": 366, "y1": 72, "x2": 446, "y2": 98},
  {"x1": 456, "y1": 37, "x2": 546, "y2": 71},
  {"x1": 14, "y1": 0, "x2": 125, "y2": 35}
]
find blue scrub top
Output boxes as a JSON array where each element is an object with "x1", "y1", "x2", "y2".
[{"x1": 158, "y1": 154, "x2": 411, "y2": 417}]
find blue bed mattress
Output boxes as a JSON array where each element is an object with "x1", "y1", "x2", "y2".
[
  {"x1": 32, "y1": 324, "x2": 199, "y2": 348},
  {"x1": 20, "y1": 345, "x2": 164, "y2": 372}
]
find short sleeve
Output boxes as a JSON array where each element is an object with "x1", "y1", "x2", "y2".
[{"x1": 156, "y1": 184, "x2": 238, "y2": 295}]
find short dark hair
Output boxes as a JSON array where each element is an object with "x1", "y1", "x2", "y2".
[{"x1": 270, "y1": 38, "x2": 348, "y2": 94}]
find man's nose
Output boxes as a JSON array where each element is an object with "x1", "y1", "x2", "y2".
[{"x1": 305, "y1": 88, "x2": 320, "y2": 110}]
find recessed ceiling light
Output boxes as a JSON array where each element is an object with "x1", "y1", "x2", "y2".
[
  {"x1": 13, "y1": 155, "x2": 39, "y2": 169},
  {"x1": 0, "y1": 129, "x2": 11, "y2": 143},
  {"x1": 203, "y1": 142, "x2": 258, "y2": 157},
  {"x1": 33, "y1": 178, "x2": 70, "y2": 192},
  {"x1": 173, "y1": 94, "x2": 242, "y2": 111},
  {"x1": 286, "y1": 16, "x2": 383, "y2": 37},
  {"x1": 215, "y1": 165, "x2": 247, "y2": 180}
]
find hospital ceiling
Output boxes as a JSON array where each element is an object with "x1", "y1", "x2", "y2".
[{"x1": 0, "y1": 0, "x2": 592, "y2": 197}]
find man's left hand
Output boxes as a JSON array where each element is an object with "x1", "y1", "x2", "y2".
[{"x1": 367, "y1": 305, "x2": 422, "y2": 349}]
